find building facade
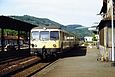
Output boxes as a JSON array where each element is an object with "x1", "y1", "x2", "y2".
[
  {"x1": 84, "y1": 36, "x2": 93, "y2": 42},
  {"x1": 98, "y1": 0, "x2": 115, "y2": 61}
]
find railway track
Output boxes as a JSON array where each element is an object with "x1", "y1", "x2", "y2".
[
  {"x1": 11, "y1": 61, "x2": 52, "y2": 77},
  {"x1": 0, "y1": 56, "x2": 57, "y2": 77},
  {"x1": 9, "y1": 57, "x2": 56, "y2": 77},
  {"x1": 0, "y1": 56, "x2": 29, "y2": 65},
  {"x1": 0, "y1": 56, "x2": 41, "y2": 76}
]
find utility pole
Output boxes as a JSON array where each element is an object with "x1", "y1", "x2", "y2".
[{"x1": 111, "y1": 0, "x2": 115, "y2": 65}]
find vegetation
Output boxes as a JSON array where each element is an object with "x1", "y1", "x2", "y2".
[
  {"x1": 66, "y1": 25, "x2": 93, "y2": 38},
  {"x1": 92, "y1": 35, "x2": 97, "y2": 41}
]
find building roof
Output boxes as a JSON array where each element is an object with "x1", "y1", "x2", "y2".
[
  {"x1": 0, "y1": 16, "x2": 37, "y2": 31},
  {"x1": 98, "y1": 20, "x2": 115, "y2": 30},
  {"x1": 100, "y1": 0, "x2": 107, "y2": 14}
]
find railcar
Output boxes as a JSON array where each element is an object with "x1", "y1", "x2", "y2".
[{"x1": 30, "y1": 26, "x2": 78, "y2": 59}]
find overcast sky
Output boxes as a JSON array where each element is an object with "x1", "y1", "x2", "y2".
[{"x1": 0, "y1": 0, "x2": 102, "y2": 27}]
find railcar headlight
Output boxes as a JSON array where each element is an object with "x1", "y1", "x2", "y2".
[
  {"x1": 31, "y1": 44, "x2": 34, "y2": 47},
  {"x1": 53, "y1": 44, "x2": 56, "y2": 47}
]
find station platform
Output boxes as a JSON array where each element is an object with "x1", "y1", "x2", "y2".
[{"x1": 32, "y1": 46, "x2": 115, "y2": 77}]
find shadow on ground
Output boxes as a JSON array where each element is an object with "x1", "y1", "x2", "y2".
[
  {"x1": 43, "y1": 46, "x2": 87, "y2": 62},
  {"x1": 60, "y1": 46, "x2": 87, "y2": 58}
]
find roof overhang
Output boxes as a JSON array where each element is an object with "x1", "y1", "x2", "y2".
[
  {"x1": 98, "y1": 20, "x2": 115, "y2": 30},
  {"x1": 0, "y1": 16, "x2": 37, "y2": 31}
]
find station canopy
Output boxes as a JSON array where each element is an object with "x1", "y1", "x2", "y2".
[{"x1": 0, "y1": 16, "x2": 37, "y2": 31}]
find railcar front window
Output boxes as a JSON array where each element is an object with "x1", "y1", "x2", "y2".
[
  {"x1": 40, "y1": 31, "x2": 49, "y2": 40},
  {"x1": 50, "y1": 31, "x2": 59, "y2": 40},
  {"x1": 31, "y1": 31, "x2": 39, "y2": 40}
]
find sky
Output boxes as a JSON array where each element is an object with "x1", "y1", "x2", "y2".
[{"x1": 0, "y1": 0, "x2": 102, "y2": 27}]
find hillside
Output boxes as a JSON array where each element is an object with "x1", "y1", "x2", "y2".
[
  {"x1": 66, "y1": 25, "x2": 92, "y2": 37},
  {"x1": 9, "y1": 15, "x2": 92, "y2": 37},
  {"x1": 10, "y1": 15, "x2": 65, "y2": 28}
]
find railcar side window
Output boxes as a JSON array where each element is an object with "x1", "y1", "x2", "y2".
[
  {"x1": 40, "y1": 31, "x2": 49, "y2": 40},
  {"x1": 31, "y1": 31, "x2": 39, "y2": 40},
  {"x1": 50, "y1": 31, "x2": 59, "y2": 40}
]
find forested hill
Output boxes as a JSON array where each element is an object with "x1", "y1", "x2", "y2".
[
  {"x1": 66, "y1": 25, "x2": 92, "y2": 37},
  {"x1": 10, "y1": 15, "x2": 65, "y2": 28},
  {"x1": 9, "y1": 15, "x2": 92, "y2": 37}
]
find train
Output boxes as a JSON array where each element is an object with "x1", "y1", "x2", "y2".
[{"x1": 30, "y1": 26, "x2": 79, "y2": 59}]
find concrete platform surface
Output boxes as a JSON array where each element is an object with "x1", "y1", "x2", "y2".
[{"x1": 32, "y1": 46, "x2": 115, "y2": 77}]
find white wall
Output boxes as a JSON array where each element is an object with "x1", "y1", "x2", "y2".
[{"x1": 84, "y1": 36, "x2": 93, "y2": 42}]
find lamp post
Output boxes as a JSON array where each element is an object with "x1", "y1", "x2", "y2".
[{"x1": 111, "y1": 0, "x2": 115, "y2": 65}]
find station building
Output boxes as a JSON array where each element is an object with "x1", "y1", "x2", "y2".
[{"x1": 98, "y1": 0, "x2": 115, "y2": 61}]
